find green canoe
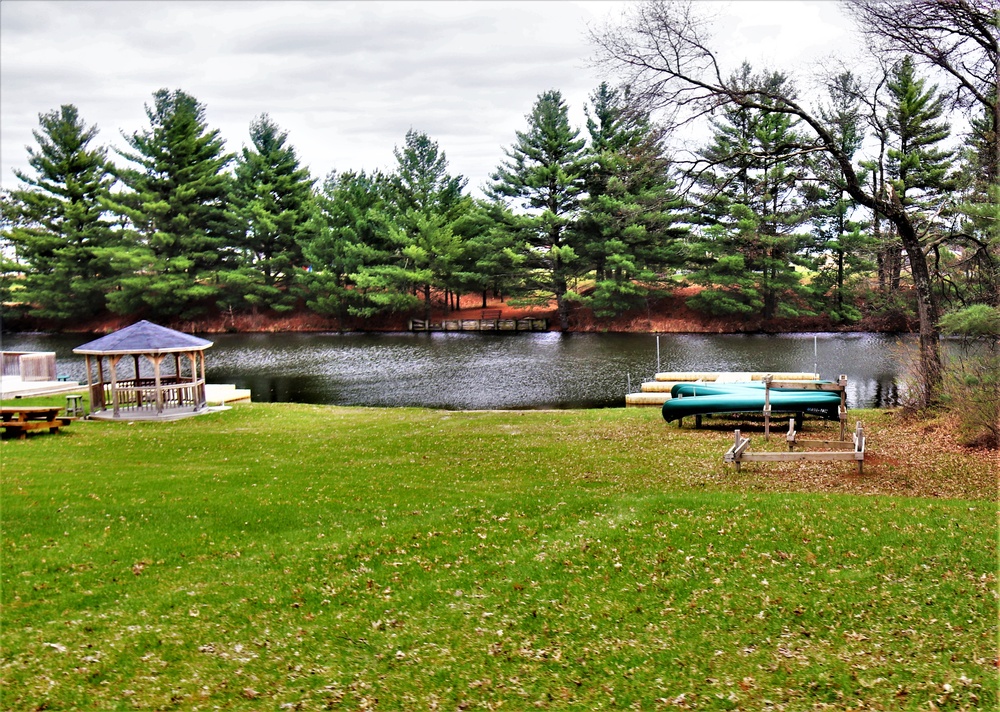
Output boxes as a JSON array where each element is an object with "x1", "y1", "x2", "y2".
[{"x1": 661, "y1": 389, "x2": 842, "y2": 422}]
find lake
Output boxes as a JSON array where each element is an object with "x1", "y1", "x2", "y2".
[{"x1": 1, "y1": 331, "x2": 917, "y2": 409}]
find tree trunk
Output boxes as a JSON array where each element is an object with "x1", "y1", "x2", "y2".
[
  {"x1": 554, "y1": 267, "x2": 570, "y2": 331},
  {"x1": 556, "y1": 291, "x2": 570, "y2": 331},
  {"x1": 836, "y1": 249, "x2": 844, "y2": 313},
  {"x1": 888, "y1": 241, "x2": 903, "y2": 292},
  {"x1": 837, "y1": 174, "x2": 942, "y2": 406},
  {"x1": 895, "y1": 215, "x2": 942, "y2": 406}
]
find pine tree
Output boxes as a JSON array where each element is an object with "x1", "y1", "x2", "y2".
[
  {"x1": 957, "y1": 101, "x2": 1000, "y2": 306},
  {"x1": 967, "y1": 95, "x2": 999, "y2": 195},
  {"x1": 958, "y1": 182, "x2": 1000, "y2": 305},
  {"x1": 449, "y1": 198, "x2": 523, "y2": 309},
  {"x1": 105, "y1": 89, "x2": 233, "y2": 320},
  {"x1": 576, "y1": 83, "x2": 687, "y2": 318},
  {"x1": 300, "y1": 170, "x2": 396, "y2": 326},
  {"x1": 385, "y1": 130, "x2": 469, "y2": 319},
  {"x1": 886, "y1": 56, "x2": 955, "y2": 205},
  {"x1": 688, "y1": 65, "x2": 812, "y2": 320},
  {"x1": 226, "y1": 114, "x2": 316, "y2": 312},
  {"x1": 489, "y1": 90, "x2": 588, "y2": 330},
  {"x1": 391, "y1": 129, "x2": 466, "y2": 217},
  {"x1": 872, "y1": 56, "x2": 956, "y2": 311},
  {"x1": 0, "y1": 105, "x2": 116, "y2": 320},
  {"x1": 805, "y1": 71, "x2": 874, "y2": 324}
]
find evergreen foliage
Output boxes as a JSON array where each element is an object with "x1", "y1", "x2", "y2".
[
  {"x1": 1, "y1": 105, "x2": 116, "y2": 320},
  {"x1": 878, "y1": 57, "x2": 962, "y2": 314},
  {"x1": 384, "y1": 130, "x2": 470, "y2": 319},
  {"x1": 951, "y1": 182, "x2": 1000, "y2": 307},
  {"x1": 301, "y1": 170, "x2": 396, "y2": 323},
  {"x1": 104, "y1": 89, "x2": 233, "y2": 320},
  {"x1": 449, "y1": 198, "x2": 524, "y2": 309},
  {"x1": 489, "y1": 90, "x2": 588, "y2": 329},
  {"x1": 687, "y1": 65, "x2": 812, "y2": 320},
  {"x1": 885, "y1": 56, "x2": 955, "y2": 205},
  {"x1": 391, "y1": 129, "x2": 466, "y2": 217},
  {"x1": 0, "y1": 35, "x2": 986, "y2": 340},
  {"x1": 575, "y1": 83, "x2": 687, "y2": 318},
  {"x1": 804, "y1": 72, "x2": 873, "y2": 324},
  {"x1": 226, "y1": 114, "x2": 316, "y2": 312}
]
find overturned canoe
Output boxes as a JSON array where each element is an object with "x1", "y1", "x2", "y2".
[
  {"x1": 669, "y1": 381, "x2": 833, "y2": 398},
  {"x1": 669, "y1": 382, "x2": 763, "y2": 398},
  {"x1": 661, "y1": 390, "x2": 842, "y2": 423}
]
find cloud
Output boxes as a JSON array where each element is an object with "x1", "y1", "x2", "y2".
[
  {"x1": 2, "y1": 0, "x2": 614, "y2": 195},
  {"x1": 1, "y1": 1, "x2": 858, "y2": 197}
]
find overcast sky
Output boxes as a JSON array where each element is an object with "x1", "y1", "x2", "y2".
[{"x1": 1, "y1": 1, "x2": 861, "y2": 198}]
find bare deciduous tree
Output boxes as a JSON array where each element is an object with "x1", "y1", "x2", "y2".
[
  {"x1": 843, "y1": 0, "x2": 999, "y2": 184},
  {"x1": 593, "y1": 0, "x2": 945, "y2": 405}
]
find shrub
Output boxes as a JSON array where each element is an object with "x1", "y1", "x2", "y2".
[{"x1": 938, "y1": 305, "x2": 1000, "y2": 448}]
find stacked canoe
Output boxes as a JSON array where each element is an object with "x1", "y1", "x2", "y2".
[
  {"x1": 625, "y1": 371, "x2": 819, "y2": 407},
  {"x1": 660, "y1": 380, "x2": 843, "y2": 423}
]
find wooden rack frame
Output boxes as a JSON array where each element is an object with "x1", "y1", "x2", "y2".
[
  {"x1": 725, "y1": 418, "x2": 866, "y2": 475},
  {"x1": 763, "y1": 374, "x2": 848, "y2": 441}
]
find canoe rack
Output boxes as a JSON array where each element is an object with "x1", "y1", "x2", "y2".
[
  {"x1": 725, "y1": 418, "x2": 867, "y2": 475},
  {"x1": 761, "y1": 375, "x2": 848, "y2": 441}
]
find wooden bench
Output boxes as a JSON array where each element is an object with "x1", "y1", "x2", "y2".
[{"x1": 1, "y1": 406, "x2": 74, "y2": 439}]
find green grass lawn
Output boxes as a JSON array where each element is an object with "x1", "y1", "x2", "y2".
[{"x1": 1, "y1": 401, "x2": 996, "y2": 710}]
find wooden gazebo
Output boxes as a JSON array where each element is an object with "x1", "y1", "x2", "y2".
[{"x1": 73, "y1": 321, "x2": 213, "y2": 420}]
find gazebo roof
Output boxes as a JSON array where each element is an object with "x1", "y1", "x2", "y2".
[{"x1": 73, "y1": 320, "x2": 213, "y2": 356}]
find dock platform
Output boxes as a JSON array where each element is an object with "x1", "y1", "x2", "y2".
[
  {"x1": 409, "y1": 317, "x2": 548, "y2": 332},
  {"x1": 0, "y1": 377, "x2": 84, "y2": 399},
  {"x1": 205, "y1": 384, "x2": 252, "y2": 405}
]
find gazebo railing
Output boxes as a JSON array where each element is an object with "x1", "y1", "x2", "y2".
[{"x1": 101, "y1": 377, "x2": 207, "y2": 414}]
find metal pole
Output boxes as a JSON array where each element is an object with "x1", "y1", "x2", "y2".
[{"x1": 656, "y1": 335, "x2": 661, "y2": 375}]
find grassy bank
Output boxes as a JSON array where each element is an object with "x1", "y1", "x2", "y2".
[{"x1": 1, "y1": 402, "x2": 996, "y2": 710}]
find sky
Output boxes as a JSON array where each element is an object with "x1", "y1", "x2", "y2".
[{"x1": 1, "y1": 1, "x2": 861, "y2": 199}]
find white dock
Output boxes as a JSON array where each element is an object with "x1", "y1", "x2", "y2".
[
  {"x1": 205, "y1": 383, "x2": 252, "y2": 405},
  {"x1": 0, "y1": 376, "x2": 84, "y2": 399}
]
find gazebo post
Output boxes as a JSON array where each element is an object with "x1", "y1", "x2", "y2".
[
  {"x1": 109, "y1": 355, "x2": 121, "y2": 417},
  {"x1": 95, "y1": 356, "x2": 106, "y2": 411},
  {"x1": 174, "y1": 353, "x2": 184, "y2": 407},
  {"x1": 133, "y1": 354, "x2": 144, "y2": 409},
  {"x1": 153, "y1": 354, "x2": 164, "y2": 414},
  {"x1": 187, "y1": 352, "x2": 197, "y2": 410},
  {"x1": 83, "y1": 355, "x2": 94, "y2": 414},
  {"x1": 198, "y1": 351, "x2": 207, "y2": 409}
]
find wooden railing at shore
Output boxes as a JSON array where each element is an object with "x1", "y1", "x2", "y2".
[{"x1": 409, "y1": 317, "x2": 548, "y2": 332}]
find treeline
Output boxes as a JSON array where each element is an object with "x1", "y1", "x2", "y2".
[{"x1": 1, "y1": 52, "x2": 996, "y2": 337}]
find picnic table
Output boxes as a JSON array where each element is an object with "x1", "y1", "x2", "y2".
[{"x1": 0, "y1": 406, "x2": 74, "y2": 439}]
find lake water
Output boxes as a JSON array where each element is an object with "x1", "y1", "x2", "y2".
[{"x1": 1, "y1": 331, "x2": 917, "y2": 409}]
